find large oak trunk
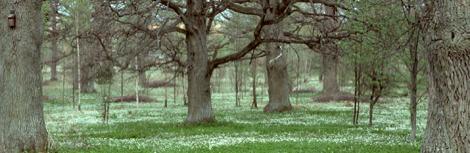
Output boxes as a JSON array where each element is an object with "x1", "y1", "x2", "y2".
[
  {"x1": 0, "y1": 1, "x2": 48, "y2": 152},
  {"x1": 264, "y1": 24, "x2": 292, "y2": 113},
  {"x1": 184, "y1": 0, "x2": 215, "y2": 123},
  {"x1": 319, "y1": 51, "x2": 340, "y2": 95},
  {"x1": 421, "y1": 1, "x2": 470, "y2": 152},
  {"x1": 79, "y1": 37, "x2": 96, "y2": 93},
  {"x1": 80, "y1": 59, "x2": 96, "y2": 93},
  {"x1": 314, "y1": 5, "x2": 351, "y2": 102}
]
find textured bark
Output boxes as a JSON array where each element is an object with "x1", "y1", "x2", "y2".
[
  {"x1": 0, "y1": 1, "x2": 48, "y2": 152},
  {"x1": 262, "y1": 0, "x2": 292, "y2": 113},
  {"x1": 320, "y1": 5, "x2": 340, "y2": 97},
  {"x1": 421, "y1": 0, "x2": 470, "y2": 152},
  {"x1": 49, "y1": 0, "x2": 59, "y2": 81},
  {"x1": 319, "y1": 51, "x2": 340, "y2": 95},
  {"x1": 314, "y1": 5, "x2": 351, "y2": 102},
  {"x1": 185, "y1": 0, "x2": 215, "y2": 123},
  {"x1": 409, "y1": 28, "x2": 420, "y2": 140},
  {"x1": 251, "y1": 59, "x2": 258, "y2": 109},
  {"x1": 264, "y1": 25, "x2": 292, "y2": 113}
]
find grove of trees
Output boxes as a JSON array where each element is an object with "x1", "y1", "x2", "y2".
[{"x1": 0, "y1": 0, "x2": 468, "y2": 152}]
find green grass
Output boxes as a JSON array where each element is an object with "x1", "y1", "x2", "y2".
[{"x1": 42, "y1": 74, "x2": 426, "y2": 153}]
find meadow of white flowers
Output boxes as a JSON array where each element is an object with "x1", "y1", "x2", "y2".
[{"x1": 44, "y1": 89, "x2": 426, "y2": 152}]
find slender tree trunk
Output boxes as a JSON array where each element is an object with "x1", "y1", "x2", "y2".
[
  {"x1": 264, "y1": 24, "x2": 292, "y2": 113},
  {"x1": 421, "y1": 1, "x2": 470, "y2": 152},
  {"x1": 76, "y1": 12, "x2": 82, "y2": 110},
  {"x1": 182, "y1": 72, "x2": 187, "y2": 106},
  {"x1": 252, "y1": 59, "x2": 258, "y2": 109},
  {"x1": 135, "y1": 57, "x2": 140, "y2": 105},
  {"x1": 235, "y1": 62, "x2": 241, "y2": 107},
  {"x1": 409, "y1": 29, "x2": 420, "y2": 141},
  {"x1": 368, "y1": 102, "x2": 374, "y2": 126},
  {"x1": 174, "y1": 70, "x2": 177, "y2": 104},
  {"x1": 0, "y1": 1, "x2": 48, "y2": 152},
  {"x1": 184, "y1": 0, "x2": 214, "y2": 123},
  {"x1": 353, "y1": 62, "x2": 362, "y2": 125},
  {"x1": 164, "y1": 71, "x2": 168, "y2": 108},
  {"x1": 49, "y1": 0, "x2": 59, "y2": 81},
  {"x1": 120, "y1": 70, "x2": 124, "y2": 98}
]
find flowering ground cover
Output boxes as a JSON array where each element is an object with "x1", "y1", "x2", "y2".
[{"x1": 43, "y1": 81, "x2": 426, "y2": 153}]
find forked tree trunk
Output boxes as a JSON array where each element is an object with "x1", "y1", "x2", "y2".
[
  {"x1": 184, "y1": 0, "x2": 214, "y2": 123},
  {"x1": 421, "y1": 1, "x2": 470, "y2": 152},
  {"x1": 0, "y1": 1, "x2": 48, "y2": 152},
  {"x1": 264, "y1": 24, "x2": 292, "y2": 113}
]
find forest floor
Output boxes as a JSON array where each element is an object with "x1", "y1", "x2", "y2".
[{"x1": 43, "y1": 80, "x2": 427, "y2": 153}]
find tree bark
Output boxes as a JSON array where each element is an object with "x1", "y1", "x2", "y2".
[
  {"x1": 262, "y1": 0, "x2": 292, "y2": 113},
  {"x1": 315, "y1": 5, "x2": 348, "y2": 102},
  {"x1": 49, "y1": 0, "x2": 59, "y2": 81},
  {"x1": 368, "y1": 103, "x2": 374, "y2": 126},
  {"x1": 234, "y1": 62, "x2": 240, "y2": 106},
  {"x1": 320, "y1": 51, "x2": 340, "y2": 95},
  {"x1": 252, "y1": 59, "x2": 258, "y2": 109},
  {"x1": 80, "y1": 47, "x2": 96, "y2": 93},
  {"x1": 409, "y1": 28, "x2": 420, "y2": 141},
  {"x1": 0, "y1": 1, "x2": 48, "y2": 152},
  {"x1": 264, "y1": 24, "x2": 292, "y2": 113},
  {"x1": 184, "y1": 0, "x2": 215, "y2": 123},
  {"x1": 421, "y1": 1, "x2": 470, "y2": 152}
]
